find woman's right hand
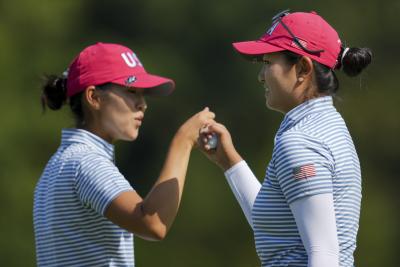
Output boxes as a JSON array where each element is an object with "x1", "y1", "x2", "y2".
[
  {"x1": 199, "y1": 122, "x2": 243, "y2": 171},
  {"x1": 174, "y1": 107, "x2": 216, "y2": 149}
]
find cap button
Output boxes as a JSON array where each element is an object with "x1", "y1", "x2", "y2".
[{"x1": 310, "y1": 11, "x2": 318, "y2": 14}]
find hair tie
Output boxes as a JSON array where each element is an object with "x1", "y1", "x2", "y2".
[
  {"x1": 341, "y1": 47, "x2": 350, "y2": 64},
  {"x1": 62, "y1": 69, "x2": 69, "y2": 79}
]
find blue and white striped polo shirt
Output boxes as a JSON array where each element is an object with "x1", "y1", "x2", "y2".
[
  {"x1": 34, "y1": 129, "x2": 135, "y2": 267},
  {"x1": 252, "y1": 96, "x2": 361, "y2": 266}
]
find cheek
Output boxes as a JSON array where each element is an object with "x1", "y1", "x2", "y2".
[
  {"x1": 102, "y1": 102, "x2": 136, "y2": 134},
  {"x1": 271, "y1": 68, "x2": 296, "y2": 93},
  {"x1": 105, "y1": 103, "x2": 131, "y2": 122},
  {"x1": 119, "y1": 104, "x2": 140, "y2": 139},
  {"x1": 283, "y1": 71, "x2": 298, "y2": 90},
  {"x1": 264, "y1": 67, "x2": 281, "y2": 91}
]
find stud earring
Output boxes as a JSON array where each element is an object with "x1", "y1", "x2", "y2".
[{"x1": 298, "y1": 77, "x2": 304, "y2": 82}]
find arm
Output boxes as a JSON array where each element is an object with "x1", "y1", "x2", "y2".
[
  {"x1": 273, "y1": 132, "x2": 339, "y2": 266},
  {"x1": 290, "y1": 193, "x2": 339, "y2": 267},
  {"x1": 224, "y1": 160, "x2": 261, "y2": 227},
  {"x1": 105, "y1": 108, "x2": 215, "y2": 241},
  {"x1": 199, "y1": 122, "x2": 261, "y2": 227}
]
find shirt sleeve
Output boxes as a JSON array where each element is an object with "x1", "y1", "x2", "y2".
[
  {"x1": 75, "y1": 153, "x2": 134, "y2": 216},
  {"x1": 274, "y1": 131, "x2": 334, "y2": 204},
  {"x1": 224, "y1": 160, "x2": 261, "y2": 228},
  {"x1": 290, "y1": 193, "x2": 339, "y2": 267}
]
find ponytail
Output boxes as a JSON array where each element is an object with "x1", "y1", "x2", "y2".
[
  {"x1": 40, "y1": 72, "x2": 113, "y2": 127},
  {"x1": 40, "y1": 72, "x2": 85, "y2": 127},
  {"x1": 41, "y1": 75, "x2": 67, "y2": 111}
]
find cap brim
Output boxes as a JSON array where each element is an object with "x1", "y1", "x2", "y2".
[
  {"x1": 112, "y1": 73, "x2": 175, "y2": 96},
  {"x1": 232, "y1": 40, "x2": 285, "y2": 59}
]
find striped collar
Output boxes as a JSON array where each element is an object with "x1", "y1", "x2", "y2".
[
  {"x1": 60, "y1": 128, "x2": 114, "y2": 160},
  {"x1": 278, "y1": 96, "x2": 334, "y2": 133}
]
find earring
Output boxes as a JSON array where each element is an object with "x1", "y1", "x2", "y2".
[{"x1": 298, "y1": 77, "x2": 304, "y2": 82}]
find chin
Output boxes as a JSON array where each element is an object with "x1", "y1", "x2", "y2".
[
  {"x1": 265, "y1": 100, "x2": 281, "y2": 113},
  {"x1": 265, "y1": 99, "x2": 274, "y2": 110},
  {"x1": 122, "y1": 129, "x2": 139, "y2": 141}
]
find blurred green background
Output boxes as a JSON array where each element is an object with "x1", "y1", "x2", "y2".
[{"x1": 1, "y1": 0, "x2": 399, "y2": 266}]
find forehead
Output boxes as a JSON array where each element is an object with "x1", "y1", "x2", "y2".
[
  {"x1": 107, "y1": 84, "x2": 145, "y2": 93},
  {"x1": 127, "y1": 87, "x2": 146, "y2": 94},
  {"x1": 262, "y1": 53, "x2": 282, "y2": 60}
]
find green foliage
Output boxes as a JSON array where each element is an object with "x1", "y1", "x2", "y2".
[{"x1": 1, "y1": 0, "x2": 399, "y2": 266}]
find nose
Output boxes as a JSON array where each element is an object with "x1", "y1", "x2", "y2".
[
  {"x1": 258, "y1": 65, "x2": 265, "y2": 83},
  {"x1": 136, "y1": 94, "x2": 147, "y2": 112}
]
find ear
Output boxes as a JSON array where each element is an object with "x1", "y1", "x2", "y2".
[
  {"x1": 83, "y1": 86, "x2": 101, "y2": 110},
  {"x1": 295, "y1": 56, "x2": 314, "y2": 82}
]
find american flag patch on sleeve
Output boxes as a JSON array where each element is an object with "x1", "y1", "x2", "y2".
[{"x1": 293, "y1": 164, "x2": 316, "y2": 179}]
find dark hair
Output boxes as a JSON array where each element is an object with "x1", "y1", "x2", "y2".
[
  {"x1": 41, "y1": 75, "x2": 111, "y2": 127},
  {"x1": 340, "y1": 47, "x2": 372, "y2": 77},
  {"x1": 282, "y1": 47, "x2": 372, "y2": 95},
  {"x1": 41, "y1": 75, "x2": 67, "y2": 110}
]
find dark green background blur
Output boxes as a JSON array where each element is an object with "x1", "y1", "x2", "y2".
[{"x1": 1, "y1": 0, "x2": 399, "y2": 266}]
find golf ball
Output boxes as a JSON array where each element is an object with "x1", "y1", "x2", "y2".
[{"x1": 207, "y1": 134, "x2": 218, "y2": 149}]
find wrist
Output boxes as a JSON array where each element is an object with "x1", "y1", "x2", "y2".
[
  {"x1": 173, "y1": 128, "x2": 194, "y2": 150},
  {"x1": 220, "y1": 150, "x2": 243, "y2": 171}
]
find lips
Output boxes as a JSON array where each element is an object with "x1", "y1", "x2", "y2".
[
  {"x1": 264, "y1": 86, "x2": 270, "y2": 97},
  {"x1": 134, "y1": 115, "x2": 144, "y2": 126}
]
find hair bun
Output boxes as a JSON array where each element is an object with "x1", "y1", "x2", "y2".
[{"x1": 341, "y1": 47, "x2": 372, "y2": 77}]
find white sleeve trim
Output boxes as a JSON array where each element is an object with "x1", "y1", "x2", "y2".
[
  {"x1": 224, "y1": 160, "x2": 261, "y2": 228},
  {"x1": 290, "y1": 193, "x2": 340, "y2": 267}
]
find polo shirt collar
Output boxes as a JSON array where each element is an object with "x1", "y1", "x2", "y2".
[
  {"x1": 60, "y1": 128, "x2": 114, "y2": 160},
  {"x1": 278, "y1": 96, "x2": 334, "y2": 133}
]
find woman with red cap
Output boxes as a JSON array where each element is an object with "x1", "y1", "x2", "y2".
[
  {"x1": 34, "y1": 42, "x2": 215, "y2": 266},
  {"x1": 201, "y1": 10, "x2": 371, "y2": 266}
]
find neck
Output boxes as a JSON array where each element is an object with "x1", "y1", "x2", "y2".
[
  {"x1": 283, "y1": 83, "x2": 320, "y2": 113},
  {"x1": 80, "y1": 123, "x2": 114, "y2": 144}
]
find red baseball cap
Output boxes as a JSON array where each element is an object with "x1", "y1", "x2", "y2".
[
  {"x1": 66, "y1": 42, "x2": 175, "y2": 97},
  {"x1": 232, "y1": 11, "x2": 342, "y2": 69}
]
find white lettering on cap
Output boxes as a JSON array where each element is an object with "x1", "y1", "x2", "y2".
[{"x1": 121, "y1": 52, "x2": 143, "y2": 68}]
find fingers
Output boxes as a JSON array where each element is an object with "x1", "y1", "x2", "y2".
[
  {"x1": 198, "y1": 125, "x2": 214, "y2": 149},
  {"x1": 190, "y1": 108, "x2": 216, "y2": 144},
  {"x1": 196, "y1": 107, "x2": 216, "y2": 136},
  {"x1": 199, "y1": 123, "x2": 224, "y2": 151},
  {"x1": 199, "y1": 136, "x2": 215, "y2": 152},
  {"x1": 200, "y1": 122, "x2": 226, "y2": 136},
  {"x1": 200, "y1": 106, "x2": 215, "y2": 120}
]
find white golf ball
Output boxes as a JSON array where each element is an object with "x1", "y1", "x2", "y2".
[{"x1": 207, "y1": 134, "x2": 218, "y2": 149}]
